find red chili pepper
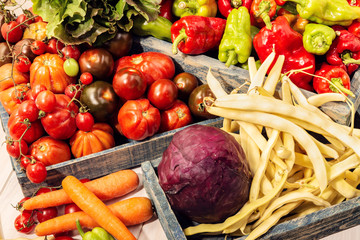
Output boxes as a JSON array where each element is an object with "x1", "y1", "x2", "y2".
[
  {"x1": 313, "y1": 63, "x2": 353, "y2": 96},
  {"x1": 171, "y1": 16, "x2": 226, "y2": 55},
  {"x1": 159, "y1": 0, "x2": 175, "y2": 22},
  {"x1": 348, "y1": 0, "x2": 360, "y2": 7},
  {"x1": 250, "y1": 0, "x2": 277, "y2": 29},
  {"x1": 218, "y1": 0, "x2": 253, "y2": 18},
  {"x1": 253, "y1": 16, "x2": 316, "y2": 91},
  {"x1": 326, "y1": 29, "x2": 360, "y2": 75}
]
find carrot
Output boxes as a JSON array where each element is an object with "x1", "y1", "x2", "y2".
[
  {"x1": 35, "y1": 197, "x2": 154, "y2": 236},
  {"x1": 23, "y1": 169, "x2": 139, "y2": 210},
  {"x1": 62, "y1": 175, "x2": 136, "y2": 240}
]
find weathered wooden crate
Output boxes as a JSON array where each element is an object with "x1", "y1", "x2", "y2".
[
  {"x1": 1, "y1": 36, "x2": 360, "y2": 196},
  {"x1": 141, "y1": 158, "x2": 360, "y2": 240}
]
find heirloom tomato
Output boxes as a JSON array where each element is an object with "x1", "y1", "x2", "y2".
[
  {"x1": 8, "y1": 100, "x2": 45, "y2": 143},
  {"x1": 104, "y1": 31, "x2": 133, "y2": 59},
  {"x1": 1, "y1": 21, "x2": 23, "y2": 43},
  {"x1": 147, "y1": 79, "x2": 178, "y2": 110},
  {"x1": 14, "y1": 39, "x2": 37, "y2": 61},
  {"x1": 112, "y1": 67, "x2": 146, "y2": 100},
  {"x1": 80, "y1": 81, "x2": 119, "y2": 122},
  {"x1": 188, "y1": 84, "x2": 216, "y2": 119},
  {"x1": 0, "y1": 42, "x2": 12, "y2": 67},
  {"x1": 78, "y1": 48, "x2": 114, "y2": 80},
  {"x1": 0, "y1": 63, "x2": 29, "y2": 92},
  {"x1": 0, "y1": 84, "x2": 30, "y2": 115},
  {"x1": 30, "y1": 53, "x2": 76, "y2": 93},
  {"x1": 114, "y1": 52, "x2": 175, "y2": 86},
  {"x1": 40, "y1": 94, "x2": 79, "y2": 140},
  {"x1": 159, "y1": 99, "x2": 192, "y2": 132},
  {"x1": 117, "y1": 98, "x2": 161, "y2": 141},
  {"x1": 29, "y1": 136, "x2": 71, "y2": 166},
  {"x1": 70, "y1": 123, "x2": 115, "y2": 158},
  {"x1": 14, "y1": 212, "x2": 35, "y2": 233},
  {"x1": 23, "y1": 21, "x2": 47, "y2": 41},
  {"x1": 173, "y1": 72, "x2": 199, "y2": 100}
]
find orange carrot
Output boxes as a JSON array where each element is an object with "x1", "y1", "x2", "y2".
[
  {"x1": 23, "y1": 169, "x2": 139, "y2": 210},
  {"x1": 62, "y1": 175, "x2": 136, "y2": 240},
  {"x1": 35, "y1": 197, "x2": 154, "y2": 236}
]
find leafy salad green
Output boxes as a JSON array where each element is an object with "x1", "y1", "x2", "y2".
[{"x1": 31, "y1": 0, "x2": 161, "y2": 45}]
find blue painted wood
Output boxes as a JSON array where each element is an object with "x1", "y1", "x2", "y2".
[{"x1": 142, "y1": 159, "x2": 360, "y2": 240}]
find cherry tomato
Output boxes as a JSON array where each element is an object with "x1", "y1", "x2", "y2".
[
  {"x1": 188, "y1": 84, "x2": 216, "y2": 119},
  {"x1": 80, "y1": 178, "x2": 90, "y2": 183},
  {"x1": 35, "y1": 90, "x2": 56, "y2": 113},
  {"x1": 79, "y1": 72, "x2": 93, "y2": 85},
  {"x1": 76, "y1": 112, "x2": 95, "y2": 132},
  {"x1": 64, "y1": 84, "x2": 81, "y2": 99},
  {"x1": 1, "y1": 21, "x2": 23, "y2": 43},
  {"x1": 64, "y1": 203, "x2": 81, "y2": 214},
  {"x1": 159, "y1": 99, "x2": 192, "y2": 132},
  {"x1": 117, "y1": 98, "x2": 161, "y2": 140},
  {"x1": 63, "y1": 58, "x2": 79, "y2": 77},
  {"x1": 14, "y1": 56, "x2": 31, "y2": 73},
  {"x1": 46, "y1": 38, "x2": 64, "y2": 54},
  {"x1": 14, "y1": 212, "x2": 35, "y2": 233},
  {"x1": 173, "y1": 72, "x2": 199, "y2": 101},
  {"x1": 113, "y1": 67, "x2": 146, "y2": 100},
  {"x1": 36, "y1": 187, "x2": 54, "y2": 195},
  {"x1": 30, "y1": 84, "x2": 47, "y2": 100},
  {"x1": 17, "y1": 99, "x2": 40, "y2": 122},
  {"x1": 16, "y1": 14, "x2": 34, "y2": 29},
  {"x1": 20, "y1": 155, "x2": 34, "y2": 170},
  {"x1": 61, "y1": 45, "x2": 81, "y2": 61},
  {"x1": 26, "y1": 161, "x2": 47, "y2": 183},
  {"x1": 31, "y1": 40, "x2": 46, "y2": 55},
  {"x1": 6, "y1": 138, "x2": 28, "y2": 158},
  {"x1": 147, "y1": 79, "x2": 178, "y2": 110},
  {"x1": 36, "y1": 207, "x2": 58, "y2": 223},
  {"x1": 15, "y1": 197, "x2": 33, "y2": 214}
]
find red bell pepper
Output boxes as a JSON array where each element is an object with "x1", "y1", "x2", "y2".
[
  {"x1": 171, "y1": 16, "x2": 226, "y2": 55},
  {"x1": 313, "y1": 63, "x2": 353, "y2": 96},
  {"x1": 250, "y1": 0, "x2": 277, "y2": 29},
  {"x1": 348, "y1": 20, "x2": 360, "y2": 38},
  {"x1": 159, "y1": 0, "x2": 175, "y2": 22},
  {"x1": 348, "y1": 0, "x2": 360, "y2": 7},
  {"x1": 253, "y1": 16, "x2": 316, "y2": 91},
  {"x1": 275, "y1": 0, "x2": 286, "y2": 5},
  {"x1": 326, "y1": 29, "x2": 360, "y2": 75},
  {"x1": 218, "y1": 0, "x2": 253, "y2": 18}
]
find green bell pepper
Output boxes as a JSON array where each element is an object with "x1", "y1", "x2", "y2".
[
  {"x1": 218, "y1": 7, "x2": 252, "y2": 67},
  {"x1": 285, "y1": 0, "x2": 360, "y2": 26},
  {"x1": 172, "y1": 0, "x2": 218, "y2": 18},
  {"x1": 302, "y1": 23, "x2": 336, "y2": 55},
  {"x1": 132, "y1": 15, "x2": 172, "y2": 42},
  {"x1": 76, "y1": 219, "x2": 115, "y2": 240}
]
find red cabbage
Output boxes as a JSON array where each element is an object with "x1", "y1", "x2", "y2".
[{"x1": 158, "y1": 125, "x2": 252, "y2": 223}]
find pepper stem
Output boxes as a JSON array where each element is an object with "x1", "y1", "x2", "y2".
[
  {"x1": 225, "y1": 50, "x2": 237, "y2": 67},
  {"x1": 172, "y1": 29, "x2": 187, "y2": 55},
  {"x1": 255, "y1": 1, "x2": 272, "y2": 29},
  {"x1": 231, "y1": 0, "x2": 243, "y2": 8},
  {"x1": 76, "y1": 219, "x2": 85, "y2": 237},
  {"x1": 330, "y1": 77, "x2": 355, "y2": 97}
]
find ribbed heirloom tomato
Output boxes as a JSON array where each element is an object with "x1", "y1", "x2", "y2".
[{"x1": 117, "y1": 98, "x2": 161, "y2": 141}]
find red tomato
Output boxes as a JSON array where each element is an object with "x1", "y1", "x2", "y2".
[
  {"x1": 1, "y1": 21, "x2": 23, "y2": 43},
  {"x1": 6, "y1": 138, "x2": 28, "y2": 158},
  {"x1": 8, "y1": 100, "x2": 45, "y2": 144},
  {"x1": 64, "y1": 203, "x2": 81, "y2": 214},
  {"x1": 14, "y1": 212, "x2": 35, "y2": 233},
  {"x1": 78, "y1": 48, "x2": 114, "y2": 80},
  {"x1": 31, "y1": 40, "x2": 46, "y2": 55},
  {"x1": 159, "y1": 100, "x2": 192, "y2": 132},
  {"x1": 64, "y1": 84, "x2": 81, "y2": 99},
  {"x1": 114, "y1": 52, "x2": 175, "y2": 86},
  {"x1": 36, "y1": 207, "x2": 58, "y2": 223},
  {"x1": 35, "y1": 90, "x2": 56, "y2": 112},
  {"x1": 46, "y1": 38, "x2": 64, "y2": 54},
  {"x1": 147, "y1": 79, "x2": 178, "y2": 110},
  {"x1": 36, "y1": 187, "x2": 54, "y2": 195},
  {"x1": 112, "y1": 67, "x2": 146, "y2": 100},
  {"x1": 173, "y1": 72, "x2": 199, "y2": 101},
  {"x1": 16, "y1": 14, "x2": 34, "y2": 29},
  {"x1": 117, "y1": 98, "x2": 161, "y2": 140},
  {"x1": 26, "y1": 160, "x2": 47, "y2": 183},
  {"x1": 20, "y1": 155, "x2": 34, "y2": 170},
  {"x1": 79, "y1": 72, "x2": 93, "y2": 85},
  {"x1": 14, "y1": 56, "x2": 31, "y2": 73},
  {"x1": 55, "y1": 237, "x2": 74, "y2": 240},
  {"x1": 29, "y1": 136, "x2": 71, "y2": 166},
  {"x1": 76, "y1": 112, "x2": 95, "y2": 132},
  {"x1": 61, "y1": 45, "x2": 81, "y2": 61},
  {"x1": 40, "y1": 94, "x2": 79, "y2": 139},
  {"x1": 28, "y1": 84, "x2": 47, "y2": 101}
]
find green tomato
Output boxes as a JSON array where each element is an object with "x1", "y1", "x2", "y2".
[{"x1": 63, "y1": 58, "x2": 79, "y2": 77}]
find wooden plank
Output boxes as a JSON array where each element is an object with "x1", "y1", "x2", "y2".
[{"x1": 143, "y1": 159, "x2": 360, "y2": 240}]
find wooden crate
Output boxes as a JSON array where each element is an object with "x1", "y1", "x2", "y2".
[
  {"x1": 1, "y1": 36, "x2": 360, "y2": 196},
  {"x1": 141, "y1": 159, "x2": 360, "y2": 240}
]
